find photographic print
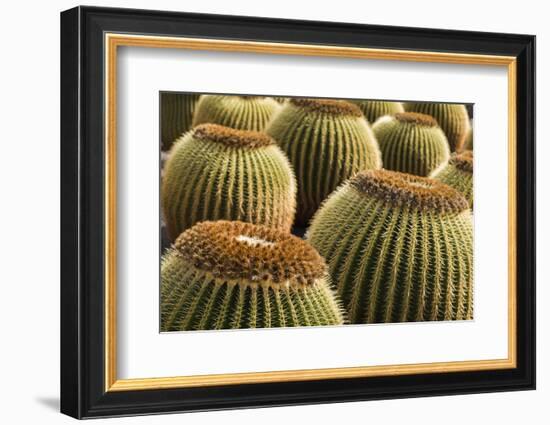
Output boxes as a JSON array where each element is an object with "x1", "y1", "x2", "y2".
[
  {"x1": 159, "y1": 94, "x2": 474, "y2": 331},
  {"x1": 61, "y1": 7, "x2": 535, "y2": 417}
]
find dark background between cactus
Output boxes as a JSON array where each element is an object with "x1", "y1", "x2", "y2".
[{"x1": 159, "y1": 92, "x2": 474, "y2": 331}]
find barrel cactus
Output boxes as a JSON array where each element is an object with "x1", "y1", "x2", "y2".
[
  {"x1": 372, "y1": 112, "x2": 450, "y2": 176},
  {"x1": 352, "y1": 100, "x2": 404, "y2": 124},
  {"x1": 308, "y1": 169, "x2": 473, "y2": 323},
  {"x1": 266, "y1": 98, "x2": 382, "y2": 225},
  {"x1": 403, "y1": 102, "x2": 471, "y2": 152},
  {"x1": 162, "y1": 124, "x2": 296, "y2": 240},
  {"x1": 161, "y1": 220, "x2": 345, "y2": 331},
  {"x1": 432, "y1": 150, "x2": 474, "y2": 208},
  {"x1": 160, "y1": 93, "x2": 200, "y2": 151},
  {"x1": 192, "y1": 95, "x2": 280, "y2": 131}
]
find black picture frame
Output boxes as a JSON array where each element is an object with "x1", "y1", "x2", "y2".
[{"x1": 61, "y1": 5, "x2": 536, "y2": 419}]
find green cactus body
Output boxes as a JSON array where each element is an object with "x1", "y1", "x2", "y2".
[
  {"x1": 432, "y1": 150, "x2": 474, "y2": 208},
  {"x1": 192, "y1": 95, "x2": 280, "y2": 131},
  {"x1": 308, "y1": 169, "x2": 473, "y2": 324},
  {"x1": 266, "y1": 98, "x2": 382, "y2": 225},
  {"x1": 161, "y1": 221, "x2": 345, "y2": 331},
  {"x1": 352, "y1": 100, "x2": 404, "y2": 124},
  {"x1": 162, "y1": 124, "x2": 296, "y2": 240},
  {"x1": 160, "y1": 93, "x2": 200, "y2": 151},
  {"x1": 463, "y1": 123, "x2": 473, "y2": 150},
  {"x1": 403, "y1": 102, "x2": 471, "y2": 152},
  {"x1": 372, "y1": 112, "x2": 450, "y2": 177}
]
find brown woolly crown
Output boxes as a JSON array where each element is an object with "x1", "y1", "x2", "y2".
[
  {"x1": 289, "y1": 98, "x2": 363, "y2": 117},
  {"x1": 450, "y1": 150, "x2": 474, "y2": 172},
  {"x1": 192, "y1": 124, "x2": 275, "y2": 148},
  {"x1": 349, "y1": 169, "x2": 469, "y2": 213},
  {"x1": 173, "y1": 221, "x2": 327, "y2": 286},
  {"x1": 394, "y1": 112, "x2": 438, "y2": 127}
]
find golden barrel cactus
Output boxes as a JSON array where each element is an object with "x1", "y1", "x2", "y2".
[
  {"x1": 308, "y1": 169, "x2": 473, "y2": 324},
  {"x1": 266, "y1": 98, "x2": 382, "y2": 225},
  {"x1": 432, "y1": 150, "x2": 474, "y2": 207},
  {"x1": 372, "y1": 112, "x2": 450, "y2": 177},
  {"x1": 160, "y1": 93, "x2": 200, "y2": 151},
  {"x1": 192, "y1": 95, "x2": 280, "y2": 131},
  {"x1": 404, "y1": 102, "x2": 471, "y2": 152},
  {"x1": 161, "y1": 221, "x2": 345, "y2": 331},
  {"x1": 162, "y1": 124, "x2": 296, "y2": 240},
  {"x1": 352, "y1": 100, "x2": 404, "y2": 124}
]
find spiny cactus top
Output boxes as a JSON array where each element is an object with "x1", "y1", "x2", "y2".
[
  {"x1": 308, "y1": 169, "x2": 473, "y2": 324},
  {"x1": 161, "y1": 220, "x2": 345, "y2": 331},
  {"x1": 192, "y1": 95, "x2": 280, "y2": 131},
  {"x1": 266, "y1": 98, "x2": 382, "y2": 225},
  {"x1": 352, "y1": 100, "x2": 404, "y2": 124},
  {"x1": 372, "y1": 112, "x2": 450, "y2": 176},
  {"x1": 403, "y1": 102, "x2": 471, "y2": 152},
  {"x1": 160, "y1": 93, "x2": 200, "y2": 151},
  {"x1": 162, "y1": 124, "x2": 296, "y2": 240},
  {"x1": 432, "y1": 150, "x2": 474, "y2": 208}
]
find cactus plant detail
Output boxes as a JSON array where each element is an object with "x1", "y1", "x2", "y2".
[
  {"x1": 308, "y1": 169, "x2": 473, "y2": 324},
  {"x1": 463, "y1": 123, "x2": 473, "y2": 150},
  {"x1": 162, "y1": 124, "x2": 296, "y2": 240},
  {"x1": 432, "y1": 150, "x2": 474, "y2": 208},
  {"x1": 192, "y1": 95, "x2": 280, "y2": 131},
  {"x1": 404, "y1": 102, "x2": 471, "y2": 152},
  {"x1": 161, "y1": 93, "x2": 200, "y2": 151},
  {"x1": 266, "y1": 98, "x2": 382, "y2": 225},
  {"x1": 352, "y1": 100, "x2": 404, "y2": 124},
  {"x1": 161, "y1": 220, "x2": 345, "y2": 331},
  {"x1": 372, "y1": 112, "x2": 450, "y2": 177}
]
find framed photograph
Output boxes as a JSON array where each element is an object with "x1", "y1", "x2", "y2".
[{"x1": 60, "y1": 6, "x2": 536, "y2": 419}]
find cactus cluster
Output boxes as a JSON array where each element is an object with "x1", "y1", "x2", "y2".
[
  {"x1": 159, "y1": 93, "x2": 475, "y2": 330},
  {"x1": 432, "y1": 150, "x2": 474, "y2": 208},
  {"x1": 160, "y1": 93, "x2": 200, "y2": 151},
  {"x1": 162, "y1": 124, "x2": 296, "y2": 240},
  {"x1": 308, "y1": 169, "x2": 473, "y2": 324},
  {"x1": 266, "y1": 98, "x2": 382, "y2": 225},
  {"x1": 161, "y1": 221, "x2": 345, "y2": 331},
  {"x1": 372, "y1": 112, "x2": 450, "y2": 176},
  {"x1": 192, "y1": 95, "x2": 280, "y2": 131},
  {"x1": 352, "y1": 100, "x2": 404, "y2": 124},
  {"x1": 404, "y1": 102, "x2": 471, "y2": 152}
]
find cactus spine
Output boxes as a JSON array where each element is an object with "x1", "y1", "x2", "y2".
[
  {"x1": 161, "y1": 221, "x2": 345, "y2": 331},
  {"x1": 372, "y1": 112, "x2": 450, "y2": 177},
  {"x1": 404, "y1": 102, "x2": 471, "y2": 152},
  {"x1": 192, "y1": 95, "x2": 280, "y2": 131},
  {"x1": 160, "y1": 93, "x2": 200, "y2": 151},
  {"x1": 308, "y1": 169, "x2": 473, "y2": 323},
  {"x1": 352, "y1": 100, "x2": 404, "y2": 123},
  {"x1": 432, "y1": 150, "x2": 474, "y2": 208},
  {"x1": 266, "y1": 98, "x2": 382, "y2": 225},
  {"x1": 162, "y1": 124, "x2": 296, "y2": 240}
]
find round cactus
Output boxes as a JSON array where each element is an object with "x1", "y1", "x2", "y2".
[
  {"x1": 162, "y1": 124, "x2": 296, "y2": 240},
  {"x1": 403, "y1": 102, "x2": 471, "y2": 152},
  {"x1": 161, "y1": 220, "x2": 345, "y2": 331},
  {"x1": 308, "y1": 169, "x2": 473, "y2": 324},
  {"x1": 432, "y1": 150, "x2": 474, "y2": 208},
  {"x1": 160, "y1": 93, "x2": 200, "y2": 151},
  {"x1": 372, "y1": 112, "x2": 450, "y2": 177},
  {"x1": 266, "y1": 98, "x2": 382, "y2": 225},
  {"x1": 352, "y1": 100, "x2": 404, "y2": 123},
  {"x1": 192, "y1": 95, "x2": 280, "y2": 131}
]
